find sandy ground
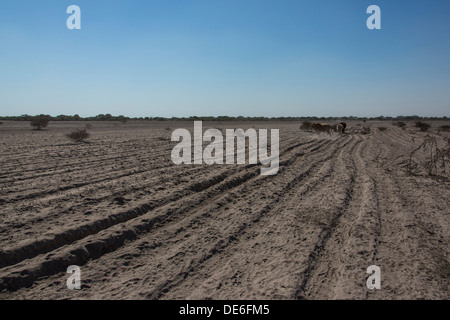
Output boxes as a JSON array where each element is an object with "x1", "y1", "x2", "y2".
[{"x1": 0, "y1": 120, "x2": 448, "y2": 300}]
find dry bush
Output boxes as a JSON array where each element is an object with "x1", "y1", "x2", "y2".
[
  {"x1": 85, "y1": 123, "x2": 93, "y2": 129},
  {"x1": 0, "y1": 122, "x2": 3, "y2": 125},
  {"x1": 408, "y1": 134, "x2": 450, "y2": 176},
  {"x1": 66, "y1": 129, "x2": 90, "y2": 143},
  {"x1": 392, "y1": 121, "x2": 406, "y2": 128},
  {"x1": 378, "y1": 127, "x2": 387, "y2": 132},
  {"x1": 438, "y1": 125, "x2": 450, "y2": 132},
  {"x1": 30, "y1": 117, "x2": 50, "y2": 130},
  {"x1": 415, "y1": 121, "x2": 431, "y2": 132},
  {"x1": 299, "y1": 121, "x2": 311, "y2": 131}
]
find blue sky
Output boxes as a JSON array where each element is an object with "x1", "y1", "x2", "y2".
[{"x1": 0, "y1": 0, "x2": 449, "y2": 117}]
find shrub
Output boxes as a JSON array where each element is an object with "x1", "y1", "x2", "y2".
[
  {"x1": 30, "y1": 116, "x2": 50, "y2": 130},
  {"x1": 0, "y1": 122, "x2": 3, "y2": 126},
  {"x1": 66, "y1": 129, "x2": 90, "y2": 143},
  {"x1": 392, "y1": 121, "x2": 406, "y2": 128},
  {"x1": 415, "y1": 121, "x2": 431, "y2": 132},
  {"x1": 438, "y1": 125, "x2": 450, "y2": 132},
  {"x1": 378, "y1": 127, "x2": 387, "y2": 132},
  {"x1": 299, "y1": 121, "x2": 311, "y2": 131}
]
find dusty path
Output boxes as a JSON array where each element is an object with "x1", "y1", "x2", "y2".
[{"x1": 0, "y1": 121, "x2": 448, "y2": 299}]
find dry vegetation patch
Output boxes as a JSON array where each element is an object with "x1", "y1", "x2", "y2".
[
  {"x1": 299, "y1": 121, "x2": 312, "y2": 131},
  {"x1": 415, "y1": 121, "x2": 431, "y2": 132},
  {"x1": 66, "y1": 129, "x2": 90, "y2": 143},
  {"x1": 407, "y1": 134, "x2": 450, "y2": 177}
]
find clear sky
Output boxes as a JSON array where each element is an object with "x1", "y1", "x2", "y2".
[{"x1": 0, "y1": 0, "x2": 449, "y2": 118}]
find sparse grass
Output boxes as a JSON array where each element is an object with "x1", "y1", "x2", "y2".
[
  {"x1": 415, "y1": 121, "x2": 431, "y2": 132},
  {"x1": 66, "y1": 129, "x2": 90, "y2": 143}
]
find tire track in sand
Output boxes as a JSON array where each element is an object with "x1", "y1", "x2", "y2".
[
  {"x1": 292, "y1": 135, "x2": 361, "y2": 299},
  {"x1": 298, "y1": 134, "x2": 382, "y2": 299}
]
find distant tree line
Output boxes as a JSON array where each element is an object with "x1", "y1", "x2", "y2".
[
  {"x1": 0, "y1": 114, "x2": 448, "y2": 122},
  {"x1": 0, "y1": 114, "x2": 128, "y2": 122}
]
